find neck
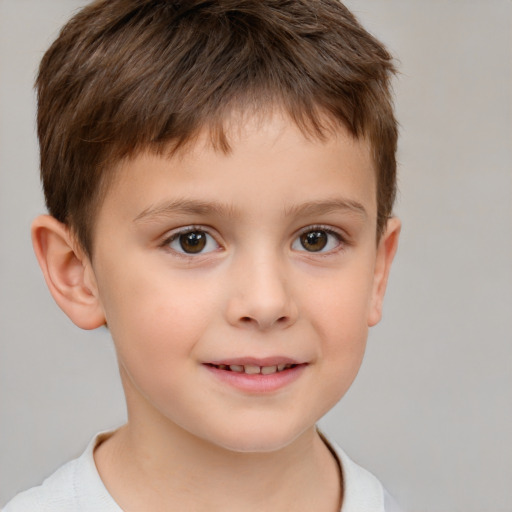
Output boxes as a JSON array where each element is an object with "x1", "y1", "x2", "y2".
[{"x1": 95, "y1": 419, "x2": 341, "y2": 512}]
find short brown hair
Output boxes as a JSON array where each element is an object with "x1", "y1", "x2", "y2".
[{"x1": 36, "y1": 0, "x2": 398, "y2": 256}]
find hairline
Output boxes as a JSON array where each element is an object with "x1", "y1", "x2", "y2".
[{"x1": 82, "y1": 107, "x2": 385, "y2": 259}]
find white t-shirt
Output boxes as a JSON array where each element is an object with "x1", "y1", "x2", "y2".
[{"x1": 2, "y1": 431, "x2": 403, "y2": 512}]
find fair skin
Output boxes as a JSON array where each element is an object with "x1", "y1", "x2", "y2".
[{"x1": 32, "y1": 112, "x2": 400, "y2": 512}]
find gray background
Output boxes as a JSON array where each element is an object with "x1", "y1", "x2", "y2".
[{"x1": 1, "y1": 1, "x2": 511, "y2": 510}]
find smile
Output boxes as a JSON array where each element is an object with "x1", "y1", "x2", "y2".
[
  {"x1": 206, "y1": 363, "x2": 298, "y2": 375},
  {"x1": 203, "y1": 360, "x2": 307, "y2": 393}
]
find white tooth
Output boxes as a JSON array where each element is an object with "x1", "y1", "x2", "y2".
[
  {"x1": 261, "y1": 365, "x2": 277, "y2": 375},
  {"x1": 229, "y1": 365, "x2": 244, "y2": 372},
  {"x1": 244, "y1": 365, "x2": 261, "y2": 374},
  {"x1": 218, "y1": 364, "x2": 228, "y2": 370},
  {"x1": 277, "y1": 364, "x2": 286, "y2": 372}
]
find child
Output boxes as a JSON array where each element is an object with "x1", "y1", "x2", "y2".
[{"x1": 3, "y1": 0, "x2": 402, "y2": 510}]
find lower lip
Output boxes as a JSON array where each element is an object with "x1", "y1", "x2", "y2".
[{"x1": 203, "y1": 364, "x2": 307, "y2": 393}]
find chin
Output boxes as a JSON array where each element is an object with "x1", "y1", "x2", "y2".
[{"x1": 198, "y1": 421, "x2": 311, "y2": 454}]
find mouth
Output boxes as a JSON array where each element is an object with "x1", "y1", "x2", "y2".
[
  {"x1": 205, "y1": 363, "x2": 300, "y2": 375},
  {"x1": 203, "y1": 359, "x2": 307, "y2": 393}
]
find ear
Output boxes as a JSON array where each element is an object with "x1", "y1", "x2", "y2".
[
  {"x1": 367, "y1": 217, "x2": 401, "y2": 327},
  {"x1": 31, "y1": 215, "x2": 106, "y2": 330}
]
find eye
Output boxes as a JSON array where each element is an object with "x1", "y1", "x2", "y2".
[
  {"x1": 292, "y1": 228, "x2": 343, "y2": 253},
  {"x1": 166, "y1": 229, "x2": 219, "y2": 255}
]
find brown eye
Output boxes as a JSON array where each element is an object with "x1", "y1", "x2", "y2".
[
  {"x1": 179, "y1": 231, "x2": 207, "y2": 253},
  {"x1": 167, "y1": 228, "x2": 219, "y2": 256},
  {"x1": 166, "y1": 226, "x2": 221, "y2": 256},
  {"x1": 299, "y1": 230, "x2": 328, "y2": 252}
]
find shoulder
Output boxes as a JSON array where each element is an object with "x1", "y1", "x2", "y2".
[
  {"x1": 2, "y1": 432, "x2": 121, "y2": 512},
  {"x1": 319, "y1": 431, "x2": 404, "y2": 512},
  {"x1": 2, "y1": 457, "x2": 82, "y2": 512}
]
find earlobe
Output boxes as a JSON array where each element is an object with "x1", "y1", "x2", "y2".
[
  {"x1": 31, "y1": 215, "x2": 106, "y2": 330},
  {"x1": 367, "y1": 217, "x2": 401, "y2": 327}
]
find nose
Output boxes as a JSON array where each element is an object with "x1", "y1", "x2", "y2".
[{"x1": 225, "y1": 250, "x2": 298, "y2": 331}]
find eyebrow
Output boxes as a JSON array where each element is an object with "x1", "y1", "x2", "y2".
[
  {"x1": 283, "y1": 198, "x2": 368, "y2": 219},
  {"x1": 133, "y1": 198, "x2": 238, "y2": 223},
  {"x1": 133, "y1": 197, "x2": 367, "y2": 223}
]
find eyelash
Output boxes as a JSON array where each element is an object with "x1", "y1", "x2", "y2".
[
  {"x1": 160, "y1": 226, "x2": 221, "y2": 258},
  {"x1": 160, "y1": 224, "x2": 348, "y2": 258},
  {"x1": 292, "y1": 225, "x2": 348, "y2": 255}
]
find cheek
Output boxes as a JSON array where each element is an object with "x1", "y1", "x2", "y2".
[
  {"x1": 100, "y1": 271, "x2": 218, "y2": 412},
  {"x1": 97, "y1": 261, "x2": 218, "y2": 365},
  {"x1": 305, "y1": 265, "x2": 374, "y2": 335},
  {"x1": 302, "y1": 266, "x2": 372, "y2": 390}
]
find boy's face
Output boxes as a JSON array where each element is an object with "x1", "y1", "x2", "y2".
[{"x1": 87, "y1": 113, "x2": 399, "y2": 452}]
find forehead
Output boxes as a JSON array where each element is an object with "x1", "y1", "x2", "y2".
[{"x1": 100, "y1": 112, "x2": 377, "y2": 226}]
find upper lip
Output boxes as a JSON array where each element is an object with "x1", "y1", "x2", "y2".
[{"x1": 205, "y1": 356, "x2": 304, "y2": 367}]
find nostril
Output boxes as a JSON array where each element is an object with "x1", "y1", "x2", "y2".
[{"x1": 238, "y1": 315, "x2": 290, "y2": 328}]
